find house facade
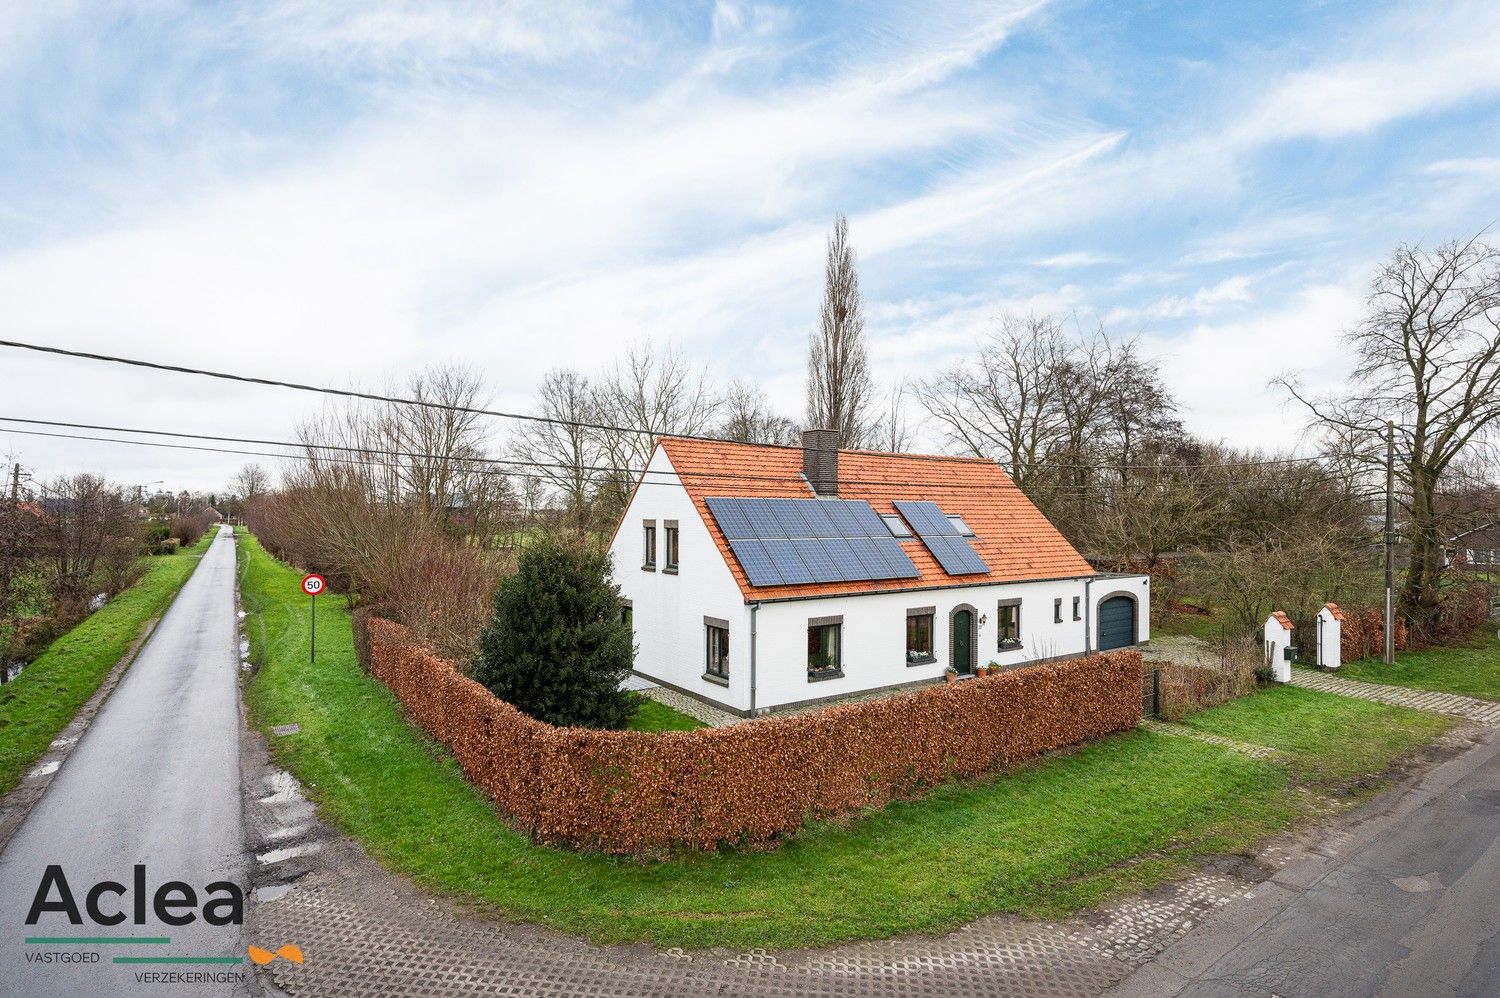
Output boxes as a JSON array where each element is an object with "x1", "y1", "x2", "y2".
[
  {"x1": 1447, "y1": 522, "x2": 1500, "y2": 570},
  {"x1": 609, "y1": 432, "x2": 1149, "y2": 715}
]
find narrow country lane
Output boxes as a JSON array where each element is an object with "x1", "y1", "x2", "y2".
[{"x1": 0, "y1": 526, "x2": 248, "y2": 997}]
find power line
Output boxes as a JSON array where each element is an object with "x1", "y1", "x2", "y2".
[
  {"x1": 0, "y1": 338, "x2": 1338, "y2": 474},
  {"x1": 0, "y1": 414, "x2": 1376, "y2": 494}
]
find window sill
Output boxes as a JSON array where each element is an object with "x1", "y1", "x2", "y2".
[
  {"x1": 807, "y1": 669, "x2": 845, "y2": 683},
  {"x1": 997, "y1": 642, "x2": 1024, "y2": 652},
  {"x1": 701, "y1": 672, "x2": 729, "y2": 687},
  {"x1": 663, "y1": 566, "x2": 679, "y2": 575},
  {"x1": 906, "y1": 655, "x2": 937, "y2": 667},
  {"x1": 642, "y1": 564, "x2": 656, "y2": 572}
]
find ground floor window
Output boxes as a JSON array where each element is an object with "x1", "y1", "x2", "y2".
[
  {"x1": 1072, "y1": 596, "x2": 1081, "y2": 621},
  {"x1": 997, "y1": 600, "x2": 1022, "y2": 649},
  {"x1": 705, "y1": 623, "x2": 729, "y2": 679},
  {"x1": 906, "y1": 610, "x2": 935, "y2": 663},
  {"x1": 808, "y1": 620, "x2": 842, "y2": 677}
]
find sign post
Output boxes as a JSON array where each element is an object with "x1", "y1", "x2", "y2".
[{"x1": 301, "y1": 574, "x2": 326, "y2": 662}]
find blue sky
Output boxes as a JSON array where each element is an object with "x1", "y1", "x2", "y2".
[{"x1": 2, "y1": 0, "x2": 1499, "y2": 491}]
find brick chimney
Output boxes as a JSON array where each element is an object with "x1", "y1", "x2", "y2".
[{"x1": 802, "y1": 429, "x2": 839, "y2": 497}]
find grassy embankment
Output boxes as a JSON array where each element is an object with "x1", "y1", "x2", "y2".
[
  {"x1": 238, "y1": 528, "x2": 1449, "y2": 950},
  {"x1": 1339, "y1": 628, "x2": 1500, "y2": 701},
  {"x1": 0, "y1": 530, "x2": 216, "y2": 794}
]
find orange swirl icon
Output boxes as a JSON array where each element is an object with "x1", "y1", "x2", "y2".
[{"x1": 249, "y1": 944, "x2": 305, "y2": 965}]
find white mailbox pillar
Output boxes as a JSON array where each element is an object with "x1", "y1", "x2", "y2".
[
  {"x1": 1263, "y1": 611, "x2": 1293, "y2": 683},
  {"x1": 1317, "y1": 603, "x2": 1344, "y2": 670}
]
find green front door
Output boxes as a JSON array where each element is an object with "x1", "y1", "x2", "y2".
[{"x1": 952, "y1": 609, "x2": 974, "y2": 674}]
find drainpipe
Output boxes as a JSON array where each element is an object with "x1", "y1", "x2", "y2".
[
  {"x1": 749, "y1": 602, "x2": 760, "y2": 714},
  {"x1": 1084, "y1": 577, "x2": 1093, "y2": 655}
]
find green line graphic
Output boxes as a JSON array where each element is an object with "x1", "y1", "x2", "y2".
[
  {"x1": 26, "y1": 937, "x2": 171, "y2": 944},
  {"x1": 113, "y1": 956, "x2": 243, "y2": 965}
]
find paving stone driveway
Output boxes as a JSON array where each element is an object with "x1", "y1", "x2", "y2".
[
  {"x1": 252, "y1": 836, "x2": 1252, "y2": 997},
  {"x1": 1286, "y1": 669, "x2": 1500, "y2": 726}
]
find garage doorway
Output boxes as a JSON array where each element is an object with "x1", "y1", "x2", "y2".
[{"x1": 1098, "y1": 595, "x2": 1137, "y2": 651}]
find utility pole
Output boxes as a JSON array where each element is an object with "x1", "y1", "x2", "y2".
[
  {"x1": 1384, "y1": 420, "x2": 1395, "y2": 666},
  {"x1": 0, "y1": 463, "x2": 19, "y2": 684}
]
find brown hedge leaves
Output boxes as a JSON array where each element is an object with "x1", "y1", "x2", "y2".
[{"x1": 368, "y1": 618, "x2": 1142, "y2": 856}]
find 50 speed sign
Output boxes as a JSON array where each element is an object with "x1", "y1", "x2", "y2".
[{"x1": 301, "y1": 573, "x2": 326, "y2": 597}]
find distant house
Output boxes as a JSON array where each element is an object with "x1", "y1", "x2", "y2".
[
  {"x1": 1447, "y1": 523, "x2": 1500, "y2": 570},
  {"x1": 608, "y1": 431, "x2": 1150, "y2": 716}
]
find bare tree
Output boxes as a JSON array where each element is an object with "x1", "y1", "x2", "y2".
[
  {"x1": 871, "y1": 381, "x2": 914, "y2": 452},
  {"x1": 719, "y1": 380, "x2": 800, "y2": 445},
  {"x1": 1278, "y1": 234, "x2": 1500, "y2": 638},
  {"x1": 806, "y1": 214, "x2": 874, "y2": 445},
  {"x1": 232, "y1": 463, "x2": 270, "y2": 507},
  {"x1": 912, "y1": 313, "x2": 1065, "y2": 488},
  {"x1": 510, "y1": 368, "x2": 601, "y2": 534},
  {"x1": 592, "y1": 340, "x2": 720, "y2": 520},
  {"x1": 35, "y1": 474, "x2": 137, "y2": 609}
]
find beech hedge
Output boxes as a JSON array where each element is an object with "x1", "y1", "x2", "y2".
[{"x1": 366, "y1": 617, "x2": 1142, "y2": 856}]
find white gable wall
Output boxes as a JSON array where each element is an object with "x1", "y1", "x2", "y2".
[{"x1": 608, "y1": 447, "x2": 754, "y2": 711}]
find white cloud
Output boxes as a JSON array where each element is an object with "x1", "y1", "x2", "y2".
[
  {"x1": 1146, "y1": 283, "x2": 1363, "y2": 446},
  {"x1": 1236, "y1": 2, "x2": 1500, "y2": 142},
  {"x1": 251, "y1": 0, "x2": 639, "y2": 67},
  {"x1": 1034, "y1": 251, "x2": 1117, "y2": 268}
]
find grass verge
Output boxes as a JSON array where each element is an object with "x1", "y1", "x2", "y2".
[
  {"x1": 238, "y1": 529, "x2": 1450, "y2": 950},
  {"x1": 1338, "y1": 630, "x2": 1500, "y2": 701},
  {"x1": 626, "y1": 698, "x2": 706, "y2": 732},
  {"x1": 0, "y1": 531, "x2": 215, "y2": 794}
]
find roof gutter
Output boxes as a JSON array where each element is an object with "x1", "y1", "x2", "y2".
[{"x1": 742, "y1": 571, "x2": 1102, "y2": 605}]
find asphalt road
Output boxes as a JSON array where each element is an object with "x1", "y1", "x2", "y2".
[
  {"x1": 1111, "y1": 728, "x2": 1500, "y2": 998},
  {"x1": 0, "y1": 526, "x2": 248, "y2": 997}
]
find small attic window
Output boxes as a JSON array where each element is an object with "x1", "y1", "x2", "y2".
[
  {"x1": 881, "y1": 515, "x2": 912, "y2": 538},
  {"x1": 946, "y1": 514, "x2": 975, "y2": 537}
]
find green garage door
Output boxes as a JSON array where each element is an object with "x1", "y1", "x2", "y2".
[{"x1": 1098, "y1": 596, "x2": 1136, "y2": 650}]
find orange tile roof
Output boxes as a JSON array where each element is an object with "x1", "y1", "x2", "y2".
[
  {"x1": 1324, "y1": 602, "x2": 1345, "y2": 622},
  {"x1": 1271, "y1": 610, "x2": 1294, "y2": 631},
  {"x1": 655, "y1": 437, "x2": 1095, "y2": 602}
]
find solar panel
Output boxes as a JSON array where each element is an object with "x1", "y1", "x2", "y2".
[
  {"x1": 892, "y1": 500, "x2": 991, "y2": 576},
  {"x1": 762, "y1": 538, "x2": 816, "y2": 585},
  {"x1": 703, "y1": 497, "x2": 919, "y2": 586},
  {"x1": 924, "y1": 534, "x2": 990, "y2": 575},
  {"x1": 725, "y1": 538, "x2": 780, "y2": 585},
  {"x1": 892, "y1": 500, "x2": 960, "y2": 536},
  {"x1": 704, "y1": 498, "x2": 754, "y2": 539}
]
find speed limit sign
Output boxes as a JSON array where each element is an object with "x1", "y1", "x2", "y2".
[{"x1": 301, "y1": 574, "x2": 326, "y2": 662}]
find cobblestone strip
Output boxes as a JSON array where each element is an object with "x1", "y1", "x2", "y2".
[
  {"x1": 1287, "y1": 670, "x2": 1500, "y2": 726},
  {"x1": 640, "y1": 686, "x2": 741, "y2": 727},
  {"x1": 1138, "y1": 719, "x2": 1279, "y2": 760},
  {"x1": 253, "y1": 842, "x2": 1248, "y2": 997}
]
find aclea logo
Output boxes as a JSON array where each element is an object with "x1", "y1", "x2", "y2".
[
  {"x1": 248, "y1": 944, "x2": 305, "y2": 965},
  {"x1": 25, "y1": 865, "x2": 243, "y2": 927}
]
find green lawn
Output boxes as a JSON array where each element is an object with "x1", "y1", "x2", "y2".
[
  {"x1": 238, "y1": 528, "x2": 1451, "y2": 950},
  {"x1": 1182, "y1": 685, "x2": 1450, "y2": 788},
  {"x1": 0, "y1": 531, "x2": 215, "y2": 794},
  {"x1": 626, "y1": 698, "x2": 706, "y2": 732},
  {"x1": 1338, "y1": 629, "x2": 1500, "y2": 701},
  {"x1": 1154, "y1": 607, "x2": 1226, "y2": 642}
]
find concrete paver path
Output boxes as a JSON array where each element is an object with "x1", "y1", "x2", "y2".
[{"x1": 1287, "y1": 670, "x2": 1500, "y2": 726}]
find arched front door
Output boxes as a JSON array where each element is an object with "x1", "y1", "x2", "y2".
[
  {"x1": 951, "y1": 608, "x2": 975, "y2": 674},
  {"x1": 1098, "y1": 595, "x2": 1137, "y2": 650}
]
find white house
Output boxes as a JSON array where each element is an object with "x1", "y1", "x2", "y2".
[{"x1": 609, "y1": 431, "x2": 1151, "y2": 716}]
